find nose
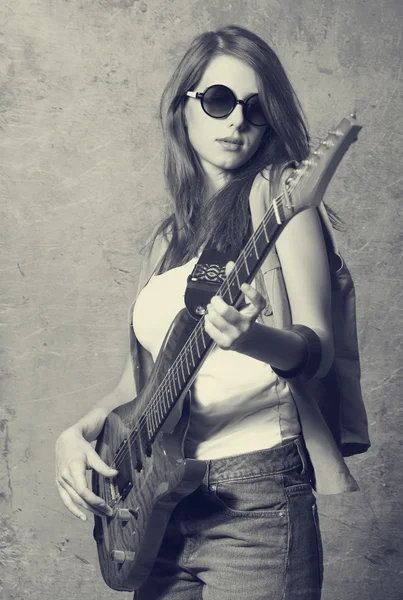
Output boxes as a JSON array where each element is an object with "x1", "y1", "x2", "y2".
[{"x1": 227, "y1": 103, "x2": 247, "y2": 129}]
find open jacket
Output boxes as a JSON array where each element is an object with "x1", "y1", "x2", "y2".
[{"x1": 127, "y1": 169, "x2": 370, "y2": 495}]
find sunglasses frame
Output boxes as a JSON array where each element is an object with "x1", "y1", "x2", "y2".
[{"x1": 186, "y1": 84, "x2": 267, "y2": 127}]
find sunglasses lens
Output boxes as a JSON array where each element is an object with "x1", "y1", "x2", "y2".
[
  {"x1": 202, "y1": 85, "x2": 235, "y2": 118},
  {"x1": 245, "y1": 95, "x2": 267, "y2": 126}
]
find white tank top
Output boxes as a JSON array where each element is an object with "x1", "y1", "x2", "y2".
[{"x1": 132, "y1": 257, "x2": 301, "y2": 460}]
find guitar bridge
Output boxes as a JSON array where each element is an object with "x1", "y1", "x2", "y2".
[
  {"x1": 104, "y1": 438, "x2": 134, "y2": 506},
  {"x1": 105, "y1": 474, "x2": 133, "y2": 507}
]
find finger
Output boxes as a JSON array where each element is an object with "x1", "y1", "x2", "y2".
[
  {"x1": 240, "y1": 283, "x2": 266, "y2": 312},
  {"x1": 58, "y1": 478, "x2": 111, "y2": 519},
  {"x1": 69, "y1": 459, "x2": 114, "y2": 516},
  {"x1": 56, "y1": 480, "x2": 88, "y2": 521},
  {"x1": 207, "y1": 301, "x2": 243, "y2": 332},
  {"x1": 204, "y1": 315, "x2": 234, "y2": 350},
  {"x1": 86, "y1": 448, "x2": 119, "y2": 478},
  {"x1": 209, "y1": 296, "x2": 241, "y2": 325},
  {"x1": 225, "y1": 261, "x2": 236, "y2": 278}
]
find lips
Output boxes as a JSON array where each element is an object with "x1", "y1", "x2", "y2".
[{"x1": 217, "y1": 137, "x2": 244, "y2": 146}]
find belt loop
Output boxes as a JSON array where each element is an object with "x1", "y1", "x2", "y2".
[
  {"x1": 203, "y1": 459, "x2": 211, "y2": 487},
  {"x1": 294, "y1": 436, "x2": 309, "y2": 475}
]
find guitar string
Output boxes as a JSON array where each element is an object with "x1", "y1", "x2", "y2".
[
  {"x1": 103, "y1": 138, "x2": 341, "y2": 470},
  {"x1": 107, "y1": 196, "x2": 287, "y2": 471},
  {"x1": 109, "y1": 163, "x2": 312, "y2": 469},
  {"x1": 108, "y1": 180, "x2": 304, "y2": 472},
  {"x1": 108, "y1": 170, "x2": 306, "y2": 471}
]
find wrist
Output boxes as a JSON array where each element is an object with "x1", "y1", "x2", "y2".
[
  {"x1": 74, "y1": 407, "x2": 109, "y2": 442},
  {"x1": 270, "y1": 324, "x2": 322, "y2": 381},
  {"x1": 233, "y1": 321, "x2": 322, "y2": 381}
]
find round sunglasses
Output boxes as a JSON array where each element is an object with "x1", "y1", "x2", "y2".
[{"x1": 186, "y1": 84, "x2": 267, "y2": 127}]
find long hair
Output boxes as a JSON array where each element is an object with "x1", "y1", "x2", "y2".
[{"x1": 151, "y1": 25, "x2": 337, "y2": 271}]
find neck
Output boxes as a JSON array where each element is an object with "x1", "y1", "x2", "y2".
[{"x1": 202, "y1": 168, "x2": 229, "y2": 203}]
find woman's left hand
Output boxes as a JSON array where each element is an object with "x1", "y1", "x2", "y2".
[{"x1": 204, "y1": 261, "x2": 266, "y2": 351}]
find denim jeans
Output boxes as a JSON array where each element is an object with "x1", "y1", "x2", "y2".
[{"x1": 135, "y1": 436, "x2": 323, "y2": 600}]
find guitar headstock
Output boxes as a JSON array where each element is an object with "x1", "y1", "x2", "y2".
[{"x1": 279, "y1": 115, "x2": 362, "y2": 220}]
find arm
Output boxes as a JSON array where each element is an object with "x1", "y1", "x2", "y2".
[
  {"x1": 274, "y1": 205, "x2": 334, "y2": 378},
  {"x1": 72, "y1": 352, "x2": 137, "y2": 442},
  {"x1": 204, "y1": 207, "x2": 334, "y2": 379},
  {"x1": 55, "y1": 352, "x2": 137, "y2": 520}
]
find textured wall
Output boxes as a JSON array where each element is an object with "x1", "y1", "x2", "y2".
[{"x1": 1, "y1": 1, "x2": 402, "y2": 599}]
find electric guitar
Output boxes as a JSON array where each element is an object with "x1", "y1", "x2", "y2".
[{"x1": 92, "y1": 115, "x2": 361, "y2": 591}]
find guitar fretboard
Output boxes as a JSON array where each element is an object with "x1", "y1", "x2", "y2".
[{"x1": 143, "y1": 194, "x2": 288, "y2": 443}]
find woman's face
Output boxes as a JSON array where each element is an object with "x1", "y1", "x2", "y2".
[{"x1": 184, "y1": 54, "x2": 268, "y2": 185}]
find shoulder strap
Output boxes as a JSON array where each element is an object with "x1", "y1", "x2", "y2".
[{"x1": 317, "y1": 202, "x2": 339, "y2": 254}]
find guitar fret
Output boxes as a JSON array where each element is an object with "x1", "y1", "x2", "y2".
[
  {"x1": 168, "y1": 381, "x2": 174, "y2": 405},
  {"x1": 200, "y1": 326, "x2": 206, "y2": 350},
  {"x1": 236, "y1": 260, "x2": 249, "y2": 286},
  {"x1": 245, "y1": 251, "x2": 256, "y2": 278},
  {"x1": 157, "y1": 397, "x2": 163, "y2": 424},
  {"x1": 252, "y1": 235, "x2": 259, "y2": 259},
  {"x1": 226, "y1": 280, "x2": 233, "y2": 304},
  {"x1": 152, "y1": 398, "x2": 159, "y2": 437},
  {"x1": 263, "y1": 220, "x2": 270, "y2": 243},
  {"x1": 153, "y1": 410, "x2": 159, "y2": 437},
  {"x1": 156, "y1": 404, "x2": 162, "y2": 433},
  {"x1": 255, "y1": 228, "x2": 269, "y2": 257},
  {"x1": 194, "y1": 333, "x2": 201, "y2": 359},
  {"x1": 234, "y1": 265, "x2": 241, "y2": 289},
  {"x1": 243, "y1": 253, "x2": 250, "y2": 276},
  {"x1": 153, "y1": 402, "x2": 159, "y2": 433},
  {"x1": 180, "y1": 357, "x2": 186, "y2": 383},
  {"x1": 146, "y1": 414, "x2": 152, "y2": 440},
  {"x1": 163, "y1": 390, "x2": 169, "y2": 414},
  {"x1": 172, "y1": 369, "x2": 178, "y2": 395}
]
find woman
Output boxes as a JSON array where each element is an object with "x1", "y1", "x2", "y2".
[{"x1": 56, "y1": 25, "x2": 358, "y2": 600}]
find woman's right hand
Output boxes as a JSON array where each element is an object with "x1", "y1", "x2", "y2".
[{"x1": 55, "y1": 426, "x2": 118, "y2": 521}]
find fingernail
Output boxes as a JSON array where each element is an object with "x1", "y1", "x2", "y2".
[{"x1": 80, "y1": 514, "x2": 87, "y2": 521}]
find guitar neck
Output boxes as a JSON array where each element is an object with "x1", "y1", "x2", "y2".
[
  {"x1": 137, "y1": 115, "x2": 362, "y2": 446},
  {"x1": 143, "y1": 195, "x2": 288, "y2": 444}
]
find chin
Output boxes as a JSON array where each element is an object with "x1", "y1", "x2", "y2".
[{"x1": 215, "y1": 153, "x2": 249, "y2": 170}]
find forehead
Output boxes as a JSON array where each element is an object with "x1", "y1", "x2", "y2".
[{"x1": 197, "y1": 54, "x2": 259, "y2": 95}]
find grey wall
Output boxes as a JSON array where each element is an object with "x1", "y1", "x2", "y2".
[{"x1": 1, "y1": 1, "x2": 402, "y2": 599}]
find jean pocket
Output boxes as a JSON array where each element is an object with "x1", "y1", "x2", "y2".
[{"x1": 210, "y1": 474, "x2": 288, "y2": 518}]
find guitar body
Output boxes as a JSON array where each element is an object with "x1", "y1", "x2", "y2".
[{"x1": 92, "y1": 309, "x2": 207, "y2": 592}]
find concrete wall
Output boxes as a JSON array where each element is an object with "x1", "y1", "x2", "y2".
[{"x1": 1, "y1": 1, "x2": 402, "y2": 598}]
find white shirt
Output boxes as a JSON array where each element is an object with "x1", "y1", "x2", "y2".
[{"x1": 132, "y1": 257, "x2": 300, "y2": 459}]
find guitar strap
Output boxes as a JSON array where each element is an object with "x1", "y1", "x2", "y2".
[{"x1": 184, "y1": 247, "x2": 238, "y2": 320}]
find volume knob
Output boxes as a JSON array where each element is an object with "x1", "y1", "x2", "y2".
[
  {"x1": 116, "y1": 508, "x2": 132, "y2": 521},
  {"x1": 111, "y1": 550, "x2": 135, "y2": 563}
]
